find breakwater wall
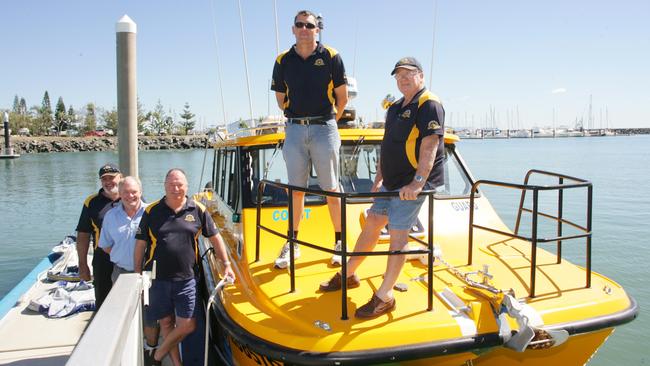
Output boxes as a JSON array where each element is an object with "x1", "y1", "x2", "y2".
[{"x1": 10, "y1": 136, "x2": 210, "y2": 154}]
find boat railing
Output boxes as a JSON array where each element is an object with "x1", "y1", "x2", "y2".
[
  {"x1": 468, "y1": 169, "x2": 593, "y2": 298},
  {"x1": 255, "y1": 179, "x2": 438, "y2": 320},
  {"x1": 67, "y1": 273, "x2": 145, "y2": 365}
]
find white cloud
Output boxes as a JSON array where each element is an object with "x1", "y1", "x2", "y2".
[{"x1": 551, "y1": 88, "x2": 567, "y2": 94}]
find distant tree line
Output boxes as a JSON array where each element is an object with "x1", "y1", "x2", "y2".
[{"x1": 1, "y1": 91, "x2": 198, "y2": 136}]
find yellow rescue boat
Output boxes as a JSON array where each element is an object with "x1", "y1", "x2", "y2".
[{"x1": 195, "y1": 125, "x2": 637, "y2": 365}]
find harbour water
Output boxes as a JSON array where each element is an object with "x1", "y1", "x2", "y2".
[{"x1": 1, "y1": 136, "x2": 647, "y2": 365}]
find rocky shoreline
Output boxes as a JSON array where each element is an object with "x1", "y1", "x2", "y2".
[{"x1": 7, "y1": 135, "x2": 211, "y2": 154}]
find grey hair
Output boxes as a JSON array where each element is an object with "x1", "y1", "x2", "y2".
[{"x1": 118, "y1": 176, "x2": 142, "y2": 192}]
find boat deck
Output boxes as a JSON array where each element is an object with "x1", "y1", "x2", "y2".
[
  {"x1": 213, "y1": 196, "x2": 634, "y2": 356},
  {"x1": 0, "y1": 269, "x2": 92, "y2": 365}
]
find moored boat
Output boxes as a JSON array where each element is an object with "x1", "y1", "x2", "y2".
[{"x1": 196, "y1": 124, "x2": 638, "y2": 365}]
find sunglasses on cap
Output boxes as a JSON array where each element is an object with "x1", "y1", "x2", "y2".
[{"x1": 294, "y1": 21, "x2": 317, "y2": 29}]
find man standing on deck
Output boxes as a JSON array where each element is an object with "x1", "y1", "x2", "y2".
[
  {"x1": 271, "y1": 9, "x2": 349, "y2": 269},
  {"x1": 318, "y1": 57, "x2": 445, "y2": 319},
  {"x1": 134, "y1": 169, "x2": 235, "y2": 366},
  {"x1": 98, "y1": 176, "x2": 146, "y2": 282},
  {"x1": 76, "y1": 162, "x2": 121, "y2": 310}
]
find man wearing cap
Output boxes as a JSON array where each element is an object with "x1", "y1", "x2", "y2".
[
  {"x1": 99, "y1": 176, "x2": 146, "y2": 282},
  {"x1": 319, "y1": 57, "x2": 445, "y2": 319},
  {"x1": 76, "y1": 162, "x2": 122, "y2": 310},
  {"x1": 134, "y1": 168, "x2": 235, "y2": 365},
  {"x1": 271, "y1": 9, "x2": 349, "y2": 269}
]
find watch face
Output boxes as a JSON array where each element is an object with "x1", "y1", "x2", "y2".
[{"x1": 415, "y1": 175, "x2": 423, "y2": 182}]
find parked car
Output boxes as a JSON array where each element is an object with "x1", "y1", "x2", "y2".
[
  {"x1": 18, "y1": 128, "x2": 30, "y2": 136},
  {"x1": 84, "y1": 130, "x2": 106, "y2": 137}
]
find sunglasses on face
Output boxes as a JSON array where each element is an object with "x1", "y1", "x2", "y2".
[{"x1": 294, "y1": 21, "x2": 317, "y2": 29}]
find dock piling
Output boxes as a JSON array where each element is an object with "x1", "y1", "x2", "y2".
[{"x1": 116, "y1": 15, "x2": 138, "y2": 176}]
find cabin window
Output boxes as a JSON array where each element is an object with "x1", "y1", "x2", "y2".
[
  {"x1": 227, "y1": 150, "x2": 238, "y2": 208},
  {"x1": 340, "y1": 143, "x2": 379, "y2": 193},
  {"x1": 246, "y1": 146, "x2": 326, "y2": 206},
  {"x1": 213, "y1": 149, "x2": 223, "y2": 197},
  {"x1": 437, "y1": 146, "x2": 474, "y2": 197}
]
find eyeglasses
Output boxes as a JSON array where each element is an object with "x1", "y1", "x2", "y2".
[
  {"x1": 394, "y1": 70, "x2": 419, "y2": 80},
  {"x1": 294, "y1": 21, "x2": 317, "y2": 30}
]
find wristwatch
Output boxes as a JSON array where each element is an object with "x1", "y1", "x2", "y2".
[{"x1": 414, "y1": 175, "x2": 424, "y2": 183}]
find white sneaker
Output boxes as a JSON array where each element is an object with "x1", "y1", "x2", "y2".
[
  {"x1": 274, "y1": 242, "x2": 300, "y2": 269},
  {"x1": 331, "y1": 240, "x2": 342, "y2": 266}
]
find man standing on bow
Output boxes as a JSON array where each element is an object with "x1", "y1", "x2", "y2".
[
  {"x1": 76, "y1": 163, "x2": 122, "y2": 310},
  {"x1": 271, "y1": 9, "x2": 349, "y2": 269},
  {"x1": 99, "y1": 176, "x2": 146, "y2": 282},
  {"x1": 319, "y1": 57, "x2": 445, "y2": 319}
]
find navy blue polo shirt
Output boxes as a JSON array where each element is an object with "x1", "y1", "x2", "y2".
[
  {"x1": 271, "y1": 42, "x2": 347, "y2": 118},
  {"x1": 76, "y1": 188, "x2": 120, "y2": 248},
  {"x1": 381, "y1": 88, "x2": 446, "y2": 191},
  {"x1": 136, "y1": 196, "x2": 219, "y2": 281}
]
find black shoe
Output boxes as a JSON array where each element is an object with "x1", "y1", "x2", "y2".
[{"x1": 144, "y1": 347, "x2": 161, "y2": 366}]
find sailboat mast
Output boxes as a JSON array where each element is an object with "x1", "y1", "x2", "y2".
[
  {"x1": 428, "y1": 0, "x2": 438, "y2": 87},
  {"x1": 236, "y1": 0, "x2": 254, "y2": 124}
]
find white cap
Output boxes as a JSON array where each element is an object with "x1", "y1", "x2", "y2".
[{"x1": 116, "y1": 15, "x2": 137, "y2": 33}]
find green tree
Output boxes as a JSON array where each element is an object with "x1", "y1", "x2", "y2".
[
  {"x1": 31, "y1": 105, "x2": 50, "y2": 135},
  {"x1": 149, "y1": 100, "x2": 169, "y2": 135},
  {"x1": 54, "y1": 96, "x2": 68, "y2": 134},
  {"x1": 40, "y1": 91, "x2": 53, "y2": 134},
  {"x1": 19, "y1": 98, "x2": 27, "y2": 115},
  {"x1": 101, "y1": 107, "x2": 118, "y2": 134},
  {"x1": 179, "y1": 102, "x2": 195, "y2": 135},
  {"x1": 12, "y1": 95, "x2": 20, "y2": 113},
  {"x1": 67, "y1": 106, "x2": 77, "y2": 134},
  {"x1": 137, "y1": 97, "x2": 148, "y2": 133},
  {"x1": 84, "y1": 103, "x2": 97, "y2": 133}
]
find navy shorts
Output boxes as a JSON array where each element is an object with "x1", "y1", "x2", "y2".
[{"x1": 144, "y1": 278, "x2": 197, "y2": 323}]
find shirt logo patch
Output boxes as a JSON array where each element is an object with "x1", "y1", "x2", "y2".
[
  {"x1": 184, "y1": 214, "x2": 196, "y2": 222},
  {"x1": 314, "y1": 58, "x2": 325, "y2": 66},
  {"x1": 400, "y1": 110, "x2": 411, "y2": 119},
  {"x1": 427, "y1": 120, "x2": 441, "y2": 130}
]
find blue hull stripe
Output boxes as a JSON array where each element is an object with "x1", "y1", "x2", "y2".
[{"x1": 0, "y1": 257, "x2": 52, "y2": 321}]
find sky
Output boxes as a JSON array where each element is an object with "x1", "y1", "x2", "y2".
[{"x1": 1, "y1": 0, "x2": 649, "y2": 130}]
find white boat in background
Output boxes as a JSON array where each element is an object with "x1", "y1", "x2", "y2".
[
  {"x1": 532, "y1": 127, "x2": 554, "y2": 138},
  {"x1": 510, "y1": 129, "x2": 531, "y2": 138},
  {"x1": 567, "y1": 128, "x2": 585, "y2": 137}
]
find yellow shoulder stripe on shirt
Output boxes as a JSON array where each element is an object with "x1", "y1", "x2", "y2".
[
  {"x1": 323, "y1": 45, "x2": 338, "y2": 58},
  {"x1": 405, "y1": 91, "x2": 441, "y2": 169},
  {"x1": 145, "y1": 199, "x2": 161, "y2": 214},
  {"x1": 276, "y1": 49, "x2": 290, "y2": 64},
  {"x1": 417, "y1": 90, "x2": 441, "y2": 108},
  {"x1": 193, "y1": 199, "x2": 207, "y2": 213},
  {"x1": 83, "y1": 193, "x2": 98, "y2": 208}
]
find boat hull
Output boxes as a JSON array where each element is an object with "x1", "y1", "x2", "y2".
[{"x1": 216, "y1": 317, "x2": 614, "y2": 366}]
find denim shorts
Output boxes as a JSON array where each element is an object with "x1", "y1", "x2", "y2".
[
  {"x1": 368, "y1": 185, "x2": 426, "y2": 231},
  {"x1": 144, "y1": 278, "x2": 197, "y2": 322},
  {"x1": 282, "y1": 119, "x2": 340, "y2": 190}
]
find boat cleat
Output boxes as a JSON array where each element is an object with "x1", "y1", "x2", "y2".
[{"x1": 313, "y1": 320, "x2": 332, "y2": 332}]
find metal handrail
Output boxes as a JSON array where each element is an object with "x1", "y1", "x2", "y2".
[
  {"x1": 468, "y1": 169, "x2": 592, "y2": 298},
  {"x1": 255, "y1": 179, "x2": 437, "y2": 320}
]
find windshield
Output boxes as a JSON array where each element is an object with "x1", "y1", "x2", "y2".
[{"x1": 243, "y1": 141, "x2": 473, "y2": 207}]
